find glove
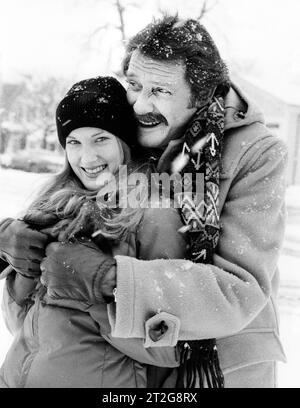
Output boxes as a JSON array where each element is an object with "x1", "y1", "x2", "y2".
[
  {"x1": 23, "y1": 210, "x2": 59, "y2": 231},
  {"x1": 0, "y1": 217, "x2": 50, "y2": 278},
  {"x1": 40, "y1": 240, "x2": 116, "y2": 305}
]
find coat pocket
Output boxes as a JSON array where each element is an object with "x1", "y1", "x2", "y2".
[{"x1": 216, "y1": 330, "x2": 287, "y2": 374}]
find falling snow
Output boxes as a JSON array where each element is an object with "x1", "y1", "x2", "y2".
[{"x1": 0, "y1": 169, "x2": 299, "y2": 387}]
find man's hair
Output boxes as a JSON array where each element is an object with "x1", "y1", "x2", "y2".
[{"x1": 123, "y1": 14, "x2": 231, "y2": 106}]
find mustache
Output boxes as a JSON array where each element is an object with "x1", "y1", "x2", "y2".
[{"x1": 136, "y1": 113, "x2": 168, "y2": 125}]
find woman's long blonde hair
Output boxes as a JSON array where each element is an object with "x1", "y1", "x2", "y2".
[{"x1": 24, "y1": 154, "x2": 154, "y2": 243}]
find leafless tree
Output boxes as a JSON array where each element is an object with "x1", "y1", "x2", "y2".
[
  {"x1": 78, "y1": 0, "x2": 141, "y2": 76},
  {"x1": 1, "y1": 76, "x2": 67, "y2": 151},
  {"x1": 83, "y1": 0, "x2": 140, "y2": 51},
  {"x1": 27, "y1": 77, "x2": 68, "y2": 149},
  {"x1": 81, "y1": 0, "x2": 218, "y2": 76}
]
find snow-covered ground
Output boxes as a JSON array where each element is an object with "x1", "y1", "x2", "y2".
[{"x1": 0, "y1": 167, "x2": 300, "y2": 388}]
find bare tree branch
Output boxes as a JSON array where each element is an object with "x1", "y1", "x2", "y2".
[
  {"x1": 82, "y1": 0, "x2": 132, "y2": 49},
  {"x1": 81, "y1": 22, "x2": 119, "y2": 54},
  {"x1": 88, "y1": 23, "x2": 114, "y2": 39},
  {"x1": 198, "y1": 0, "x2": 219, "y2": 20},
  {"x1": 115, "y1": 0, "x2": 126, "y2": 43}
]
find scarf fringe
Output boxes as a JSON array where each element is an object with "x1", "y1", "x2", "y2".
[{"x1": 175, "y1": 340, "x2": 224, "y2": 388}]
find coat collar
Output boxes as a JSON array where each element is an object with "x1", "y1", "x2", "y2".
[{"x1": 224, "y1": 82, "x2": 265, "y2": 130}]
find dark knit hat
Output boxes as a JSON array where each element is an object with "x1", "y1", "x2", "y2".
[{"x1": 56, "y1": 76, "x2": 137, "y2": 149}]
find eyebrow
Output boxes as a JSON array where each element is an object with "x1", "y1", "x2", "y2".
[
  {"x1": 126, "y1": 74, "x2": 174, "y2": 88},
  {"x1": 151, "y1": 81, "x2": 174, "y2": 87},
  {"x1": 126, "y1": 72, "x2": 138, "y2": 79},
  {"x1": 66, "y1": 131, "x2": 105, "y2": 139},
  {"x1": 91, "y1": 131, "x2": 106, "y2": 137}
]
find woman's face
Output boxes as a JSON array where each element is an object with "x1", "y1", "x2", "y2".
[{"x1": 66, "y1": 127, "x2": 124, "y2": 191}]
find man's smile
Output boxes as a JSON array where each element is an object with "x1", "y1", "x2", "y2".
[
  {"x1": 136, "y1": 114, "x2": 167, "y2": 128},
  {"x1": 138, "y1": 119, "x2": 162, "y2": 128}
]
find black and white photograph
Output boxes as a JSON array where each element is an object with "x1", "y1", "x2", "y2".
[{"x1": 0, "y1": 0, "x2": 299, "y2": 390}]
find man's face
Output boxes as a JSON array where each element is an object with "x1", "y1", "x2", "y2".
[{"x1": 126, "y1": 50, "x2": 197, "y2": 149}]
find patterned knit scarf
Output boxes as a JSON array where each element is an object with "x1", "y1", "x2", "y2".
[{"x1": 173, "y1": 95, "x2": 226, "y2": 388}]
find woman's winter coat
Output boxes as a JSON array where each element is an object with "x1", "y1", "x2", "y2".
[{"x1": 0, "y1": 206, "x2": 186, "y2": 388}]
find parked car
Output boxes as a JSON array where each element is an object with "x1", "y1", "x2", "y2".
[{"x1": 0, "y1": 149, "x2": 65, "y2": 173}]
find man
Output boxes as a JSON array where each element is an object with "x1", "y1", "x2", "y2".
[{"x1": 0, "y1": 15, "x2": 287, "y2": 387}]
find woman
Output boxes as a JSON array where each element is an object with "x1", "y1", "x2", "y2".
[{"x1": 0, "y1": 76, "x2": 187, "y2": 388}]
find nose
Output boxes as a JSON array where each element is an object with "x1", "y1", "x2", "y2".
[
  {"x1": 132, "y1": 91, "x2": 153, "y2": 116},
  {"x1": 80, "y1": 143, "x2": 100, "y2": 166}
]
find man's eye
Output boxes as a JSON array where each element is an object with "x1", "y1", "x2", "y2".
[
  {"x1": 126, "y1": 80, "x2": 140, "y2": 91},
  {"x1": 152, "y1": 88, "x2": 171, "y2": 95}
]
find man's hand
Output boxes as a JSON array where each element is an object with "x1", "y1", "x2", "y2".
[
  {"x1": 0, "y1": 218, "x2": 50, "y2": 278},
  {"x1": 40, "y1": 240, "x2": 116, "y2": 305}
]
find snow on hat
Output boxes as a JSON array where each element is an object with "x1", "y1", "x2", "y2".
[{"x1": 56, "y1": 76, "x2": 137, "y2": 149}]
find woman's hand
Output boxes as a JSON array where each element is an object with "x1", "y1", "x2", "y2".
[
  {"x1": 6, "y1": 270, "x2": 38, "y2": 306},
  {"x1": 0, "y1": 218, "x2": 50, "y2": 278}
]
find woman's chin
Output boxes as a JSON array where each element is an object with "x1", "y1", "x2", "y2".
[
  {"x1": 81, "y1": 179, "x2": 103, "y2": 191},
  {"x1": 81, "y1": 171, "x2": 113, "y2": 191}
]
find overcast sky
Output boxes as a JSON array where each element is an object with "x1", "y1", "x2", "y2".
[{"x1": 0, "y1": 0, "x2": 299, "y2": 96}]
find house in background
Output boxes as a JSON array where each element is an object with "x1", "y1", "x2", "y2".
[
  {"x1": 0, "y1": 78, "x2": 65, "y2": 156},
  {"x1": 232, "y1": 74, "x2": 300, "y2": 186},
  {"x1": 0, "y1": 121, "x2": 28, "y2": 152}
]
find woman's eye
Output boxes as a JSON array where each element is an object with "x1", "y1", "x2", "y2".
[
  {"x1": 96, "y1": 137, "x2": 108, "y2": 143},
  {"x1": 67, "y1": 140, "x2": 80, "y2": 145}
]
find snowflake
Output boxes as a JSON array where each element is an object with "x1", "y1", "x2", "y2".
[{"x1": 97, "y1": 97, "x2": 109, "y2": 104}]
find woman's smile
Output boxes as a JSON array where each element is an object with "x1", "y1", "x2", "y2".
[{"x1": 81, "y1": 164, "x2": 108, "y2": 177}]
